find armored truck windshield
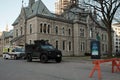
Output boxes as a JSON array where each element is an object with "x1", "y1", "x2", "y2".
[{"x1": 41, "y1": 45, "x2": 55, "y2": 50}]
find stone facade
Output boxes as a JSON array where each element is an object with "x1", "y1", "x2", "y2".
[
  {"x1": 112, "y1": 23, "x2": 120, "y2": 53},
  {"x1": 12, "y1": 0, "x2": 108, "y2": 56},
  {"x1": 0, "y1": 30, "x2": 13, "y2": 55}
]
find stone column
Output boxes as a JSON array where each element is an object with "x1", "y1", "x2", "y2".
[{"x1": 73, "y1": 20, "x2": 80, "y2": 56}]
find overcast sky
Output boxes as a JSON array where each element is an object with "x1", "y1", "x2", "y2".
[{"x1": 0, "y1": 0, "x2": 56, "y2": 31}]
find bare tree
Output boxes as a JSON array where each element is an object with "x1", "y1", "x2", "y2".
[
  {"x1": 84, "y1": 0, "x2": 120, "y2": 57},
  {"x1": 114, "y1": 7, "x2": 120, "y2": 22}
]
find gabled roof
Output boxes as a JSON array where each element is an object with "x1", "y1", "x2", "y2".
[
  {"x1": 13, "y1": 0, "x2": 54, "y2": 25},
  {"x1": 1, "y1": 30, "x2": 13, "y2": 39}
]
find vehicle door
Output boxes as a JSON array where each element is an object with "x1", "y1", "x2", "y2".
[{"x1": 33, "y1": 46, "x2": 41, "y2": 57}]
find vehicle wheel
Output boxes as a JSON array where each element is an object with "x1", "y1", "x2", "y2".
[
  {"x1": 4, "y1": 55, "x2": 6, "y2": 59},
  {"x1": 40, "y1": 55, "x2": 48, "y2": 63},
  {"x1": 55, "y1": 57, "x2": 62, "y2": 63},
  {"x1": 14, "y1": 55, "x2": 17, "y2": 60},
  {"x1": 4, "y1": 55, "x2": 7, "y2": 59},
  {"x1": 23, "y1": 56, "x2": 27, "y2": 60},
  {"x1": 27, "y1": 54, "x2": 32, "y2": 62}
]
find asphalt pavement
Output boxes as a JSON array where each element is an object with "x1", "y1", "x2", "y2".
[{"x1": 0, "y1": 57, "x2": 120, "y2": 80}]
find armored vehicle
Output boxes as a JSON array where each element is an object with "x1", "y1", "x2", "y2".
[{"x1": 25, "y1": 40, "x2": 62, "y2": 63}]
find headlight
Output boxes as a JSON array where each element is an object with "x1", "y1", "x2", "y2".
[{"x1": 57, "y1": 55, "x2": 61, "y2": 57}]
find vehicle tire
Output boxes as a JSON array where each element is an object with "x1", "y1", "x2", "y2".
[
  {"x1": 55, "y1": 57, "x2": 62, "y2": 63},
  {"x1": 27, "y1": 54, "x2": 32, "y2": 62},
  {"x1": 14, "y1": 55, "x2": 17, "y2": 60},
  {"x1": 4, "y1": 55, "x2": 6, "y2": 59},
  {"x1": 40, "y1": 55, "x2": 48, "y2": 63},
  {"x1": 4, "y1": 55, "x2": 7, "y2": 59}
]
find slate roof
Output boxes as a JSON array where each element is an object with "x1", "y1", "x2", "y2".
[
  {"x1": 13, "y1": 0, "x2": 93, "y2": 26},
  {"x1": 1, "y1": 30, "x2": 13, "y2": 39},
  {"x1": 13, "y1": 0, "x2": 56, "y2": 25},
  {"x1": 12, "y1": 0, "x2": 107, "y2": 31}
]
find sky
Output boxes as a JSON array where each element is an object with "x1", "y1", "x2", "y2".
[{"x1": 0, "y1": 0, "x2": 56, "y2": 32}]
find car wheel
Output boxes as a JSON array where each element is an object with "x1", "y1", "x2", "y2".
[
  {"x1": 27, "y1": 54, "x2": 32, "y2": 62},
  {"x1": 4, "y1": 55, "x2": 7, "y2": 59},
  {"x1": 55, "y1": 57, "x2": 62, "y2": 63},
  {"x1": 40, "y1": 55, "x2": 48, "y2": 63},
  {"x1": 14, "y1": 55, "x2": 17, "y2": 60}
]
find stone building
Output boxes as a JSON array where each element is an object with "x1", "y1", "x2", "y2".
[
  {"x1": 112, "y1": 23, "x2": 120, "y2": 53},
  {"x1": 12, "y1": 0, "x2": 108, "y2": 56},
  {"x1": 0, "y1": 30, "x2": 13, "y2": 55},
  {"x1": 55, "y1": 0, "x2": 70, "y2": 15}
]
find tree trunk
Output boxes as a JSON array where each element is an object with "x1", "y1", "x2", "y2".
[{"x1": 107, "y1": 26, "x2": 113, "y2": 57}]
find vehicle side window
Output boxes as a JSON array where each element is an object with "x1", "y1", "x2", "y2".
[{"x1": 12, "y1": 49, "x2": 15, "y2": 52}]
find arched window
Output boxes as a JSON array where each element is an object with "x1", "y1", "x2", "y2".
[
  {"x1": 68, "y1": 28, "x2": 71, "y2": 36},
  {"x1": 63, "y1": 40, "x2": 65, "y2": 50},
  {"x1": 48, "y1": 25, "x2": 50, "y2": 34},
  {"x1": 101, "y1": 34, "x2": 104, "y2": 40},
  {"x1": 80, "y1": 42, "x2": 85, "y2": 51},
  {"x1": 55, "y1": 26, "x2": 58, "y2": 34},
  {"x1": 40, "y1": 23, "x2": 42, "y2": 33},
  {"x1": 62, "y1": 27, "x2": 65, "y2": 35},
  {"x1": 69, "y1": 41, "x2": 71, "y2": 51},
  {"x1": 80, "y1": 28, "x2": 84, "y2": 37},
  {"x1": 105, "y1": 34, "x2": 107, "y2": 41},
  {"x1": 30, "y1": 24, "x2": 32, "y2": 34},
  {"x1": 43, "y1": 24, "x2": 46, "y2": 33},
  {"x1": 56, "y1": 40, "x2": 58, "y2": 49}
]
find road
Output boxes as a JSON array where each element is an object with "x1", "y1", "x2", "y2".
[{"x1": 0, "y1": 57, "x2": 120, "y2": 80}]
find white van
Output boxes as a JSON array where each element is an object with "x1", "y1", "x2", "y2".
[
  {"x1": 3, "y1": 47, "x2": 25, "y2": 60},
  {"x1": 3, "y1": 52, "x2": 11, "y2": 59}
]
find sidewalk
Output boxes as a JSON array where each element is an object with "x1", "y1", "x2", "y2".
[
  {"x1": 62, "y1": 56, "x2": 113, "y2": 65},
  {"x1": 62, "y1": 56, "x2": 93, "y2": 62}
]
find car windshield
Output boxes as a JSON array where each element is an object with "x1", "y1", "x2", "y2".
[
  {"x1": 41, "y1": 45, "x2": 55, "y2": 50},
  {"x1": 13, "y1": 48, "x2": 24, "y2": 52}
]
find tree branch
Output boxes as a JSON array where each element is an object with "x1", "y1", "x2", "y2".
[{"x1": 110, "y1": 1, "x2": 120, "y2": 22}]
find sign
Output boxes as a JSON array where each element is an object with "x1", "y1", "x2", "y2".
[{"x1": 91, "y1": 40, "x2": 101, "y2": 59}]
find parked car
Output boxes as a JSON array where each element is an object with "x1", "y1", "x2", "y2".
[
  {"x1": 11, "y1": 48, "x2": 25, "y2": 59},
  {"x1": 3, "y1": 47, "x2": 25, "y2": 60}
]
